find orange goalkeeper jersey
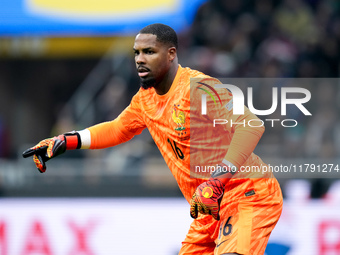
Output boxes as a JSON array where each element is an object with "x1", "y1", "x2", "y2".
[{"x1": 87, "y1": 65, "x2": 280, "y2": 204}]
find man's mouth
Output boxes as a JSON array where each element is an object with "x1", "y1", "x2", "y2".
[{"x1": 138, "y1": 66, "x2": 150, "y2": 77}]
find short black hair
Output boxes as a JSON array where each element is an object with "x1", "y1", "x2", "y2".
[{"x1": 139, "y1": 23, "x2": 178, "y2": 49}]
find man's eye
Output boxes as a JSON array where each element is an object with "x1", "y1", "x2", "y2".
[{"x1": 146, "y1": 51, "x2": 154, "y2": 54}]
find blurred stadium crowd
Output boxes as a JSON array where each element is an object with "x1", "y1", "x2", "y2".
[
  {"x1": 182, "y1": 0, "x2": 340, "y2": 78},
  {"x1": 0, "y1": 0, "x2": 339, "y2": 198},
  {"x1": 181, "y1": 0, "x2": 340, "y2": 158}
]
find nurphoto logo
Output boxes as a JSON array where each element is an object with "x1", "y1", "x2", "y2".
[{"x1": 200, "y1": 84, "x2": 312, "y2": 128}]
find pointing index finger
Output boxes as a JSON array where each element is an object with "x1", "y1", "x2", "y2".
[{"x1": 22, "y1": 148, "x2": 36, "y2": 158}]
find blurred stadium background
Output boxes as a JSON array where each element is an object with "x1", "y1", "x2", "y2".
[{"x1": 0, "y1": 0, "x2": 340, "y2": 254}]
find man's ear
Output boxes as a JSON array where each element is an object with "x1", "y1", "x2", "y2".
[{"x1": 168, "y1": 47, "x2": 177, "y2": 62}]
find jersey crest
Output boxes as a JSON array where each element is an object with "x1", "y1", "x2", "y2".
[{"x1": 172, "y1": 104, "x2": 186, "y2": 131}]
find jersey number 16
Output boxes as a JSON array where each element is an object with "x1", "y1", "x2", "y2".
[{"x1": 167, "y1": 138, "x2": 184, "y2": 160}]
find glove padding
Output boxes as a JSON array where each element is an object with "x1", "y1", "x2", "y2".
[
  {"x1": 22, "y1": 135, "x2": 66, "y2": 173},
  {"x1": 190, "y1": 178, "x2": 224, "y2": 220}
]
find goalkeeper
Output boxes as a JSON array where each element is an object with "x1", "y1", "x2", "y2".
[{"x1": 23, "y1": 23, "x2": 282, "y2": 255}]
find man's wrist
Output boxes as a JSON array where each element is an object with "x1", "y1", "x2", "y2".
[
  {"x1": 78, "y1": 129, "x2": 91, "y2": 149},
  {"x1": 63, "y1": 131, "x2": 81, "y2": 150},
  {"x1": 211, "y1": 160, "x2": 238, "y2": 185}
]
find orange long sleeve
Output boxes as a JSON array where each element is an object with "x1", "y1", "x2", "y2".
[
  {"x1": 87, "y1": 119, "x2": 134, "y2": 149},
  {"x1": 223, "y1": 106, "x2": 265, "y2": 169},
  {"x1": 224, "y1": 122, "x2": 265, "y2": 169},
  {"x1": 87, "y1": 94, "x2": 147, "y2": 149}
]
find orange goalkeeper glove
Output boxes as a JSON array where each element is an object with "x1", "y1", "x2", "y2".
[
  {"x1": 190, "y1": 162, "x2": 238, "y2": 220},
  {"x1": 22, "y1": 131, "x2": 81, "y2": 173},
  {"x1": 190, "y1": 178, "x2": 225, "y2": 220}
]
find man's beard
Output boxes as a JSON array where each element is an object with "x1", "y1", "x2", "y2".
[{"x1": 140, "y1": 77, "x2": 157, "y2": 89}]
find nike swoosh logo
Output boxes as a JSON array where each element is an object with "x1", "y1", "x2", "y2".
[{"x1": 216, "y1": 239, "x2": 229, "y2": 248}]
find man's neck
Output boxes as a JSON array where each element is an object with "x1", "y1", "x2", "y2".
[{"x1": 154, "y1": 63, "x2": 179, "y2": 95}]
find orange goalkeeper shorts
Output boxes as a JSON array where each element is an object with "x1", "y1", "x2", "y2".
[{"x1": 179, "y1": 187, "x2": 283, "y2": 255}]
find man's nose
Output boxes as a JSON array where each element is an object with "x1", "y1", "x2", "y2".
[{"x1": 136, "y1": 53, "x2": 146, "y2": 64}]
